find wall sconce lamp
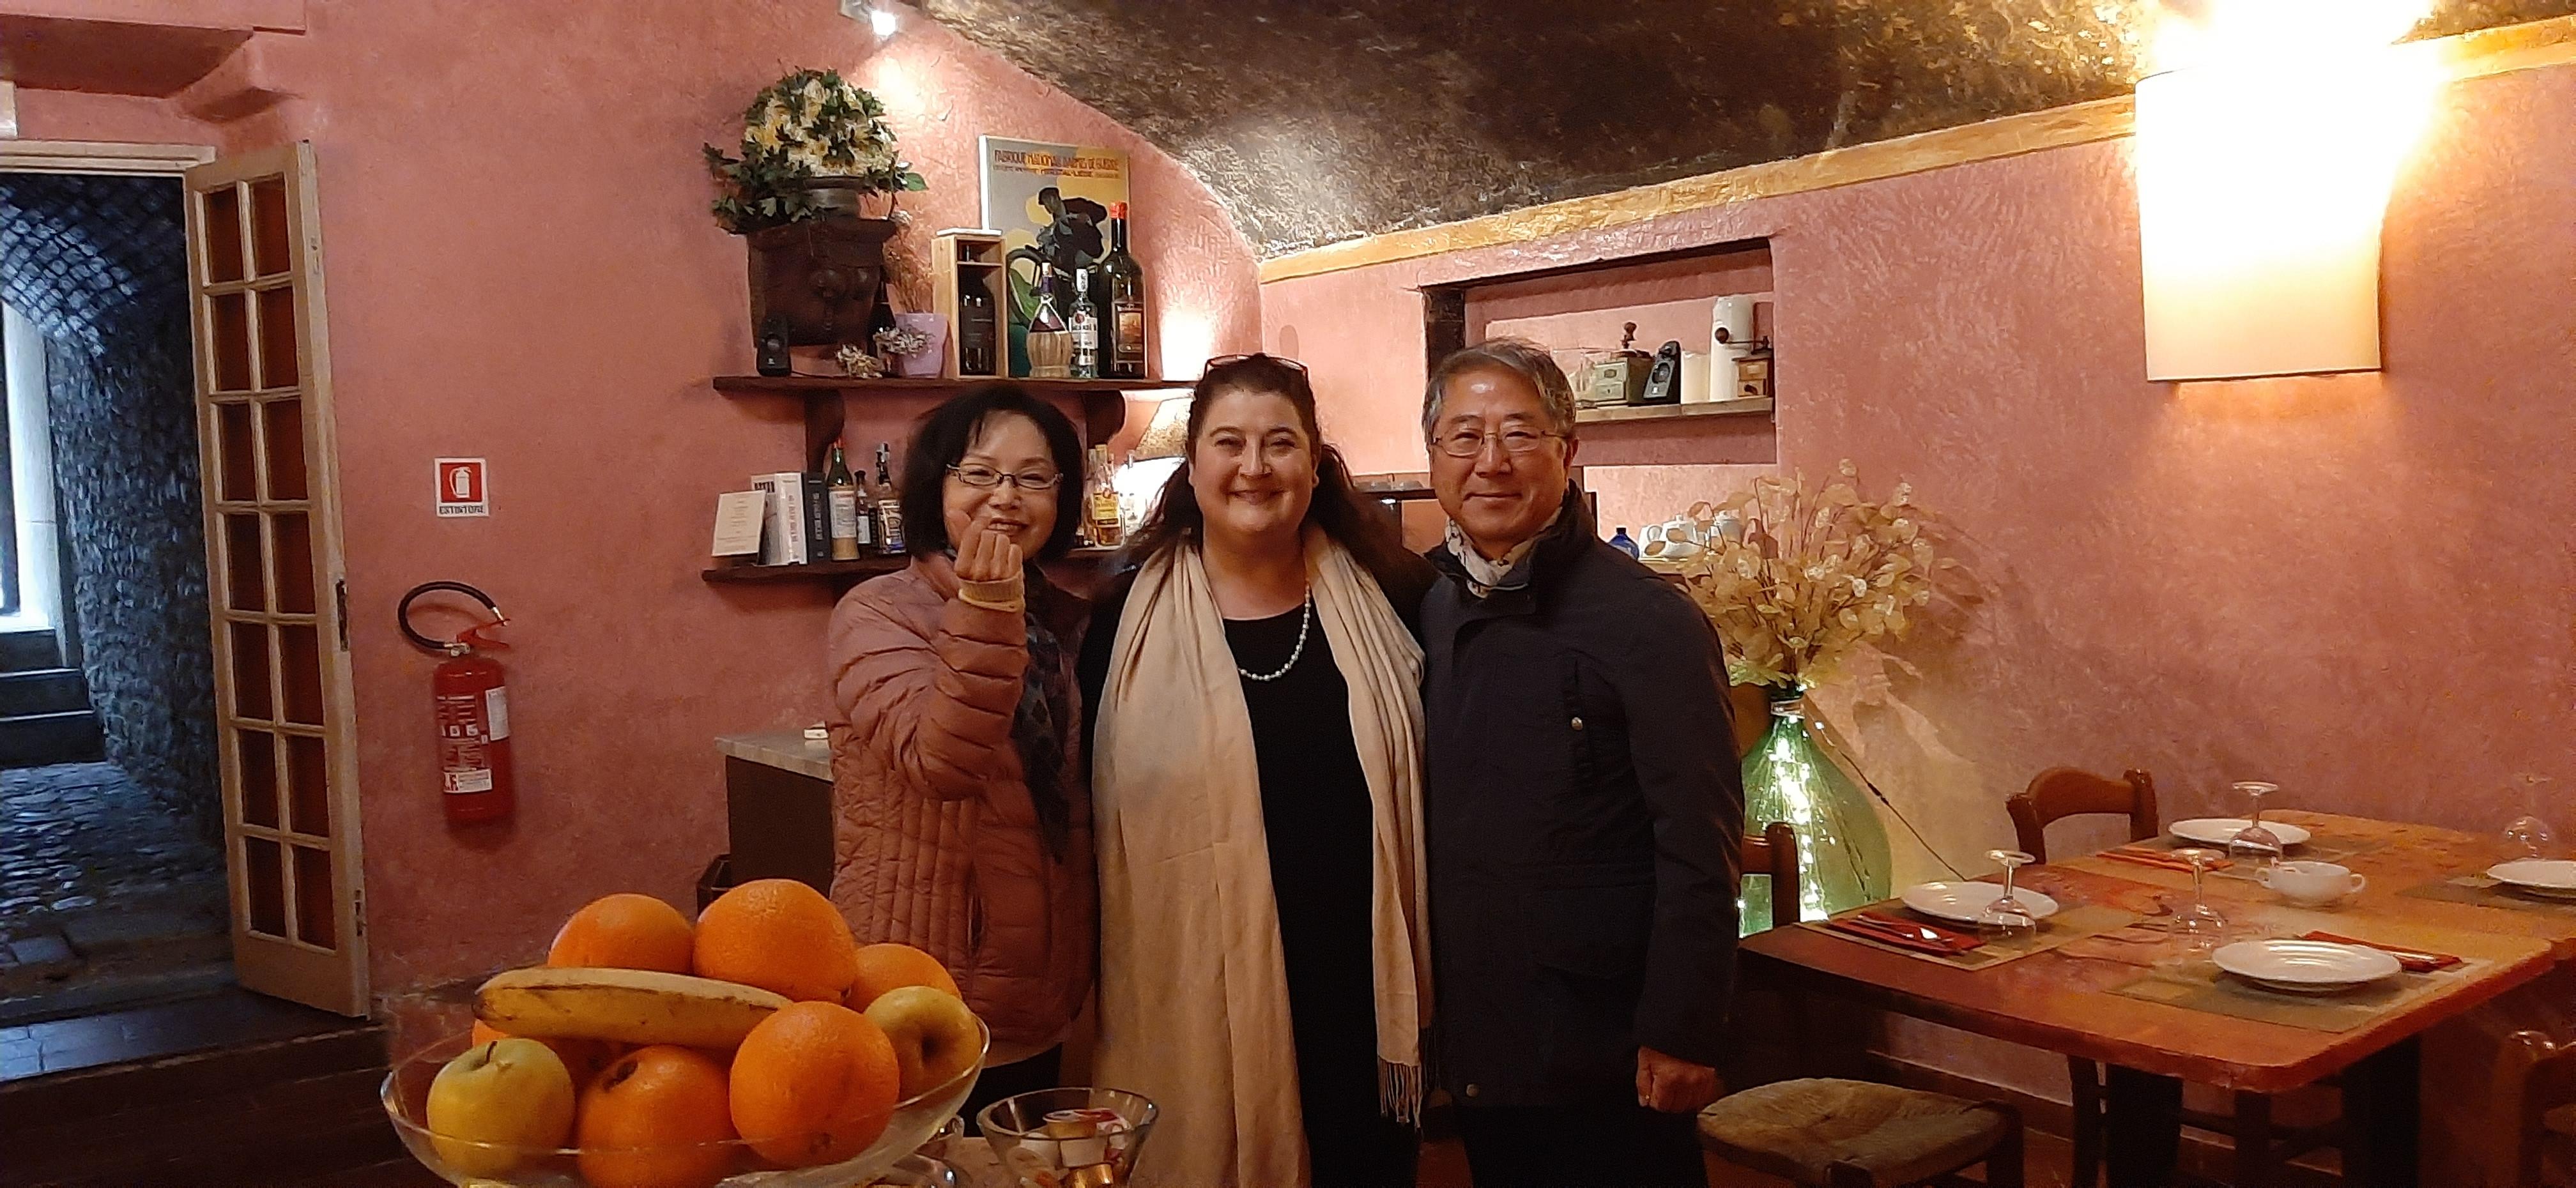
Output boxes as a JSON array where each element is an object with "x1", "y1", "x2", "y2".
[{"x1": 2136, "y1": 2, "x2": 2442, "y2": 382}]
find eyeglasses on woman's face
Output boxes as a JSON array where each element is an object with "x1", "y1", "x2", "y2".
[
  {"x1": 947, "y1": 464, "x2": 1063, "y2": 491},
  {"x1": 1430, "y1": 424, "x2": 1567, "y2": 459}
]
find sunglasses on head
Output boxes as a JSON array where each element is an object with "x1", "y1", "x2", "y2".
[{"x1": 1201, "y1": 353, "x2": 1308, "y2": 377}]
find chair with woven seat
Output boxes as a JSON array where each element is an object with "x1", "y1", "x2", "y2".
[
  {"x1": 1744, "y1": 820, "x2": 1800, "y2": 931},
  {"x1": 2496, "y1": 1029, "x2": 2576, "y2": 1187},
  {"x1": 1704, "y1": 823, "x2": 2025, "y2": 1187},
  {"x1": 2005, "y1": 766, "x2": 2156, "y2": 1187},
  {"x1": 1699, "y1": 1078, "x2": 2023, "y2": 1188},
  {"x1": 2005, "y1": 766, "x2": 2158, "y2": 865}
]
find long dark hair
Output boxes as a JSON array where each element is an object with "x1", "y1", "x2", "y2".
[
  {"x1": 1125, "y1": 354, "x2": 1417, "y2": 590},
  {"x1": 899, "y1": 385, "x2": 1087, "y2": 561}
]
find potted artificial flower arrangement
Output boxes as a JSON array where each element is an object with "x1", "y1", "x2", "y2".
[
  {"x1": 1677, "y1": 462, "x2": 1966, "y2": 931},
  {"x1": 705, "y1": 68, "x2": 927, "y2": 351}
]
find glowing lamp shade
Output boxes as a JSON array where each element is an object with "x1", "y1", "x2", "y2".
[
  {"x1": 2135, "y1": 49, "x2": 2437, "y2": 381},
  {"x1": 1133, "y1": 396, "x2": 1192, "y2": 461}
]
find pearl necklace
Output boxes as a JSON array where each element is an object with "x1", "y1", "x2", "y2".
[{"x1": 1237, "y1": 591, "x2": 1313, "y2": 682}]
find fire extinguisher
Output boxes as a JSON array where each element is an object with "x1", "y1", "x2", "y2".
[{"x1": 399, "y1": 581, "x2": 514, "y2": 826}]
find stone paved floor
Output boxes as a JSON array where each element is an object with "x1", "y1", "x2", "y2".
[{"x1": 0, "y1": 762, "x2": 229, "y2": 1021}]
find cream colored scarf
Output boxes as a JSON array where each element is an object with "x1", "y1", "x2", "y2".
[{"x1": 1091, "y1": 529, "x2": 1430, "y2": 1188}]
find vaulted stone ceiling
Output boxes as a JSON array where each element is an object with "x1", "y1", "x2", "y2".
[{"x1": 917, "y1": 0, "x2": 2575, "y2": 256}]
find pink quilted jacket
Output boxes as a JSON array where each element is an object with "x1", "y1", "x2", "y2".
[{"x1": 826, "y1": 558, "x2": 1094, "y2": 1057}]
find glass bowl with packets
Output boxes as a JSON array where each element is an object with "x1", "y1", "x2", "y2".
[{"x1": 976, "y1": 1088, "x2": 1160, "y2": 1188}]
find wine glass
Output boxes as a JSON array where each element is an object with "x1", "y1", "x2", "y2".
[
  {"x1": 2226, "y1": 781, "x2": 2284, "y2": 871},
  {"x1": 2504, "y1": 815, "x2": 2556, "y2": 858},
  {"x1": 2504, "y1": 784, "x2": 2556, "y2": 858},
  {"x1": 2172, "y1": 848, "x2": 2229, "y2": 950},
  {"x1": 1976, "y1": 849, "x2": 2039, "y2": 943}
]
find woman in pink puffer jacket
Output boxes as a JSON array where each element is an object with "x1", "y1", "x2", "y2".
[{"x1": 827, "y1": 387, "x2": 1094, "y2": 1116}]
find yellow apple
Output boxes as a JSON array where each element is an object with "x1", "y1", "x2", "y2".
[
  {"x1": 425, "y1": 1037, "x2": 577, "y2": 1176},
  {"x1": 862, "y1": 985, "x2": 983, "y2": 1100}
]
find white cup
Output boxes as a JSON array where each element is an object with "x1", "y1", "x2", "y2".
[{"x1": 2262, "y1": 860, "x2": 2366, "y2": 906}]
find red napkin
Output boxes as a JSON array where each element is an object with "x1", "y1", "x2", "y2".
[
  {"x1": 2299, "y1": 931, "x2": 2462, "y2": 972},
  {"x1": 1823, "y1": 911, "x2": 1983, "y2": 956},
  {"x1": 2101, "y1": 846, "x2": 2232, "y2": 873}
]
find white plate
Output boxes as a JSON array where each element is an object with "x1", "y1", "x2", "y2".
[
  {"x1": 1899, "y1": 881, "x2": 2060, "y2": 925},
  {"x1": 2170, "y1": 818, "x2": 2313, "y2": 848},
  {"x1": 2488, "y1": 859, "x2": 2576, "y2": 899},
  {"x1": 2212, "y1": 939, "x2": 2401, "y2": 993}
]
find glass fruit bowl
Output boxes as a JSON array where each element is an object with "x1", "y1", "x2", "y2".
[
  {"x1": 977, "y1": 1087, "x2": 1160, "y2": 1188},
  {"x1": 383, "y1": 1023, "x2": 988, "y2": 1188}
]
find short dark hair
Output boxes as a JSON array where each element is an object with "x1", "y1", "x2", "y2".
[
  {"x1": 899, "y1": 385, "x2": 1087, "y2": 561},
  {"x1": 1423, "y1": 337, "x2": 1579, "y2": 437}
]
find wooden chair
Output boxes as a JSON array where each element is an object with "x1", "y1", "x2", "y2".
[
  {"x1": 2005, "y1": 766, "x2": 2158, "y2": 864},
  {"x1": 1705, "y1": 823, "x2": 2026, "y2": 1187},
  {"x1": 1728, "y1": 682, "x2": 1773, "y2": 762},
  {"x1": 2003, "y1": 767, "x2": 2156, "y2": 1186},
  {"x1": 1701, "y1": 1078, "x2": 2025, "y2": 1187},
  {"x1": 1744, "y1": 821, "x2": 1802, "y2": 931},
  {"x1": 2496, "y1": 1030, "x2": 2576, "y2": 1187}
]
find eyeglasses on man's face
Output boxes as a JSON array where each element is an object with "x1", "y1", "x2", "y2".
[
  {"x1": 1430, "y1": 425, "x2": 1567, "y2": 459},
  {"x1": 948, "y1": 464, "x2": 1064, "y2": 491}
]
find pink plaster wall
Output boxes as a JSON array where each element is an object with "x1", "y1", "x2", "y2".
[
  {"x1": 21, "y1": 0, "x2": 1256, "y2": 993},
  {"x1": 1266, "y1": 62, "x2": 2576, "y2": 860}
]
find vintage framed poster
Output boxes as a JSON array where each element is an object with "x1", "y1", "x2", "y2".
[{"x1": 978, "y1": 136, "x2": 1130, "y2": 376}]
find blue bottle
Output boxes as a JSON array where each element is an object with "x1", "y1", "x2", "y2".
[{"x1": 1609, "y1": 526, "x2": 1640, "y2": 558}]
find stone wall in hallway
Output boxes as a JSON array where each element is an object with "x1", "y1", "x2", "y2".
[{"x1": 0, "y1": 175, "x2": 218, "y2": 834}]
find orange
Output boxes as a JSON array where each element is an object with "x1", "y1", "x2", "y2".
[
  {"x1": 845, "y1": 942, "x2": 961, "y2": 1010},
  {"x1": 550, "y1": 892, "x2": 696, "y2": 973},
  {"x1": 728, "y1": 1001, "x2": 901, "y2": 1166},
  {"x1": 693, "y1": 879, "x2": 857, "y2": 1002},
  {"x1": 575, "y1": 1045, "x2": 737, "y2": 1188},
  {"x1": 470, "y1": 1019, "x2": 620, "y2": 1086}
]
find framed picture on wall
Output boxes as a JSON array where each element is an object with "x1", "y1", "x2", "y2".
[{"x1": 977, "y1": 136, "x2": 1130, "y2": 376}]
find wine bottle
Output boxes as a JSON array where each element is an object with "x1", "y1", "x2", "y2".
[
  {"x1": 1103, "y1": 203, "x2": 1147, "y2": 379},
  {"x1": 958, "y1": 287, "x2": 997, "y2": 375},
  {"x1": 1069, "y1": 269, "x2": 1100, "y2": 379},
  {"x1": 872, "y1": 443, "x2": 906, "y2": 554},
  {"x1": 825, "y1": 444, "x2": 864, "y2": 561},
  {"x1": 1030, "y1": 263, "x2": 1066, "y2": 333}
]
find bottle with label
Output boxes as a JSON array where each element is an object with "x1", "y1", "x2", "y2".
[
  {"x1": 825, "y1": 444, "x2": 865, "y2": 560},
  {"x1": 958, "y1": 287, "x2": 997, "y2": 375},
  {"x1": 1031, "y1": 263, "x2": 1066, "y2": 333},
  {"x1": 1069, "y1": 269, "x2": 1100, "y2": 379},
  {"x1": 872, "y1": 443, "x2": 907, "y2": 554},
  {"x1": 1103, "y1": 202, "x2": 1147, "y2": 378},
  {"x1": 1084, "y1": 445, "x2": 1124, "y2": 548}
]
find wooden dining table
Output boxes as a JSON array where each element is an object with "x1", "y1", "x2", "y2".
[{"x1": 1738, "y1": 811, "x2": 2576, "y2": 1187}]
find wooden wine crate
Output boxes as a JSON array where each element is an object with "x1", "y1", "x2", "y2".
[{"x1": 931, "y1": 229, "x2": 1006, "y2": 379}]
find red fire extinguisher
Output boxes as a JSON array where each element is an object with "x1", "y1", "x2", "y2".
[{"x1": 399, "y1": 582, "x2": 514, "y2": 826}]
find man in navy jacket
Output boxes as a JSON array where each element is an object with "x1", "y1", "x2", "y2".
[{"x1": 1419, "y1": 339, "x2": 1744, "y2": 1187}]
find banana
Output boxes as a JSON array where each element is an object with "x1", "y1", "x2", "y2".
[{"x1": 474, "y1": 966, "x2": 790, "y2": 1049}]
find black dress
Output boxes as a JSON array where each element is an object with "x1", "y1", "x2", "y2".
[
  {"x1": 1078, "y1": 557, "x2": 1433, "y2": 1188},
  {"x1": 1223, "y1": 601, "x2": 1418, "y2": 1188}
]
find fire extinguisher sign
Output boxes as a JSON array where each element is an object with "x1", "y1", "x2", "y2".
[{"x1": 435, "y1": 459, "x2": 489, "y2": 517}]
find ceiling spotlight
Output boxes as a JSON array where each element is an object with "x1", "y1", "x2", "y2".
[{"x1": 841, "y1": 0, "x2": 899, "y2": 37}]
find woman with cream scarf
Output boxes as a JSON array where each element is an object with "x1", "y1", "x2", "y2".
[{"x1": 1076, "y1": 354, "x2": 1436, "y2": 1187}]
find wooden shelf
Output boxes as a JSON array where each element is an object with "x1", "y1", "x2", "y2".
[
  {"x1": 714, "y1": 376, "x2": 1188, "y2": 397},
  {"x1": 703, "y1": 547, "x2": 1125, "y2": 586},
  {"x1": 1575, "y1": 397, "x2": 1774, "y2": 425},
  {"x1": 714, "y1": 374, "x2": 1188, "y2": 473}
]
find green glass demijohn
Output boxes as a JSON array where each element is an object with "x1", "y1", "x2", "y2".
[{"x1": 1740, "y1": 685, "x2": 1893, "y2": 934}]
